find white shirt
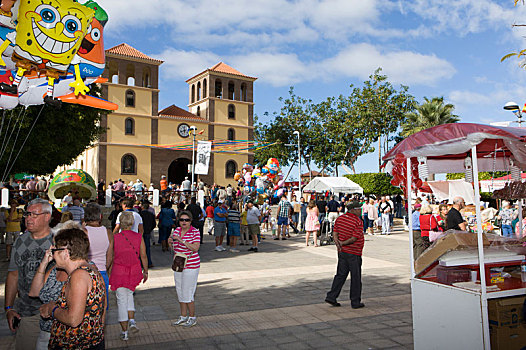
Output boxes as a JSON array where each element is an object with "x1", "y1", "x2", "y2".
[
  {"x1": 246, "y1": 207, "x2": 261, "y2": 225},
  {"x1": 116, "y1": 210, "x2": 143, "y2": 233}
]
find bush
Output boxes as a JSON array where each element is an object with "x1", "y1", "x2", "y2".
[{"x1": 345, "y1": 173, "x2": 402, "y2": 196}]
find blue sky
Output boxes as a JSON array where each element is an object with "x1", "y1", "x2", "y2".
[{"x1": 96, "y1": 0, "x2": 526, "y2": 178}]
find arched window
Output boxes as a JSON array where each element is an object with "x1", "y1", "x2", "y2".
[
  {"x1": 228, "y1": 81, "x2": 235, "y2": 100},
  {"x1": 126, "y1": 64, "x2": 135, "y2": 86},
  {"x1": 125, "y1": 118, "x2": 135, "y2": 135},
  {"x1": 142, "y1": 67, "x2": 151, "y2": 88},
  {"x1": 225, "y1": 160, "x2": 237, "y2": 178},
  {"x1": 127, "y1": 76, "x2": 135, "y2": 86},
  {"x1": 197, "y1": 82, "x2": 201, "y2": 101},
  {"x1": 215, "y1": 79, "x2": 222, "y2": 98},
  {"x1": 196, "y1": 106, "x2": 201, "y2": 117},
  {"x1": 191, "y1": 84, "x2": 195, "y2": 103},
  {"x1": 203, "y1": 79, "x2": 207, "y2": 98},
  {"x1": 240, "y1": 83, "x2": 247, "y2": 101},
  {"x1": 227, "y1": 128, "x2": 235, "y2": 141},
  {"x1": 121, "y1": 154, "x2": 137, "y2": 175},
  {"x1": 125, "y1": 89, "x2": 135, "y2": 107},
  {"x1": 111, "y1": 74, "x2": 119, "y2": 84},
  {"x1": 228, "y1": 104, "x2": 235, "y2": 119}
]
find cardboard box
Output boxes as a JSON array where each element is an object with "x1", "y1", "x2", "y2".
[
  {"x1": 488, "y1": 296, "x2": 525, "y2": 328},
  {"x1": 415, "y1": 232, "x2": 489, "y2": 276},
  {"x1": 490, "y1": 324, "x2": 526, "y2": 350}
]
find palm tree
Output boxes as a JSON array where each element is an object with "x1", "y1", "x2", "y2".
[{"x1": 401, "y1": 97, "x2": 460, "y2": 137}]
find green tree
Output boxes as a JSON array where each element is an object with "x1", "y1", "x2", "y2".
[
  {"x1": 401, "y1": 97, "x2": 459, "y2": 137},
  {"x1": 254, "y1": 69, "x2": 415, "y2": 174},
  {"x1": 345, "y1": 173, "x2": 402, "y2": 196},
  {"x1": 0, "y1": 87, "x2": 106, "y2": 177},
  {"x1": 446, "y1": 172, "x2": 508, "y2": 180}
]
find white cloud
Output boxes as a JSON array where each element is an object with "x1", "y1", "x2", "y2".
[
  {"x1": 323, "y1": 43, "x2": 456, "y2": 86},
  {"x1": 152, "y1": 49, "x2": 220, "y2": 80},
  {"x1": 154, "y1": 43, "x2": 455, "y2": 87}
]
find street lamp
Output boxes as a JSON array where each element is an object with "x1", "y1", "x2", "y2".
[
  {"x1": 503, "y1": 101, "x2": 523, "y2": 127},
  {"x1": 190, "y1": 125, "x2": 197, "y2": 193},
  {"x1": 293, "y1": 130, "x2": 302, "y2": 231},
  {"x1": 304, "y1": 154, "x2": 312, "y2": 182}
]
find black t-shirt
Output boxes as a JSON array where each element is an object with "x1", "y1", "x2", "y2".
[
  {"x1": 446, "y1": 207, "x2": 464, "y2": 231},
  {"x1": 140, "y1": 210, "x2": 156, "y2": 234},
  {"x1": 316, "y1": 200, "x2": 327, "y2": 214},
  {"x1": 327, "y1": 200, "x2": 340, "y2": 213},
  {"x1": 186, "y1": 203, "x2": 202, "y2": 225}
]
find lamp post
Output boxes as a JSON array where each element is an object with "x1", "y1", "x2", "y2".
[
  {"x1": 293, "y1": 130, "x2": 302, "y2": 231},
  {"x1": 190, "y1": 125, "x2": 197, "y2": 193},
  {"x1": 503, "y1": 101, "x2": 523, "y2": 127}
]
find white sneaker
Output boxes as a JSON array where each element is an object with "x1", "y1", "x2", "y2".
[
  {"x1": 172, "y1": 316, "x2": 189, "y2": 326},
  {"x1": 218, "y1": 246, "x2": 226, "y2": 251},
  {"x1": 183, "y1": 317, "x2": 197, "y2": 327},
  {"x1": 120, "y1": 331, "x2": 129, "y2": 341},
  {"x1": 128, "y1": 320, "x2": 139, "y2": 333},
  {"x1": 214, "y1": 246, "x2": 222, "y2": 251}
]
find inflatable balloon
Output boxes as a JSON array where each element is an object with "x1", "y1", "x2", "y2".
[
  {"x1": 234, "y1": 172, "x2": 242, "y2": 182},
  {"x1": 276, "y1": 188, "x2": 284, "y2": 197},
  {"x1": 242, "y1": 163, "x2": 253, "y2": 172},
  {"x1": 244, "y1": 172, "x2": 252, "y2": 185},
  {"x1": 278, "y1": 179, "x2": 285, "y2": 188},
  {"x1": 0, "y1": 0, "x2": 17, "y2": 29},
  {"x1": 6, "y1": 0, "x2": 95, "y2": 105},
  {"x1": 0, "y1": 1, "x2": 116, "y2": 110}
]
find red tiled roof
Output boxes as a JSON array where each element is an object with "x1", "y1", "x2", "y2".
[
  {"x1": 186, "y1": 62, "x2": 257, "y2": 82},
  {"x1": 106, "y1": 43, "x2": 163, "y2": 64},
  {"x1": 158, "y1": 105, "x2": 207, "y2": 121}
]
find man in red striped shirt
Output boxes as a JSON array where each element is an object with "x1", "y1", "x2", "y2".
[{"x1": 325, "y1": 202, "x2": 365, "y2": 309}]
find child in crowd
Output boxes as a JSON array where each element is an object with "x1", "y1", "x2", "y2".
[{"x1": 240, "y1": 204, "x2": 248, "y2": 245}]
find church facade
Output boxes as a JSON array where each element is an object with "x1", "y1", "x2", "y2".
[{"x1": 61, "y1": 43, "x2": 256, "y2": 188}]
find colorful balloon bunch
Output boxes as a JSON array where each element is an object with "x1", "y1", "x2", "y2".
[
  {"x1": 0, "y1": 0, "x2": 117, "y2": 110},
  {"x1": 234, "y1": 158, "x2": 286, "y2": 198}
]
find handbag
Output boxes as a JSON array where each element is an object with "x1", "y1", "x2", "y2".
[
  {"x1": 171, "y1": 229, "x2": 192, "y2": 272},
  {"x1": 172, "y1": 253, "x2": 188, "y2": 272}
]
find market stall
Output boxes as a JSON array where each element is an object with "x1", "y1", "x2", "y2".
[
  {"x1": 383, "y1": 123, "x2": 526, "y2": 350},
  {"x1": 302, "y1": 176, "x2": 363, "y2": 195}
]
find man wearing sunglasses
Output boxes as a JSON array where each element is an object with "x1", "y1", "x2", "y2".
[{"x1": 4, "y1": 198, "x2": 53, "y2": 350}]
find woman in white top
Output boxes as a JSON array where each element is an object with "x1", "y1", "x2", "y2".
[{"x1": 84, "y1": 203, "x2": 113, "y2": 307}]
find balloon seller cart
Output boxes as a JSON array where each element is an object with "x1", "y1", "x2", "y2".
[{"x1": 383, "y1": 123, "x2": 526, "y2": 350}]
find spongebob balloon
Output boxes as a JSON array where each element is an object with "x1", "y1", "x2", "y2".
[{"x1": 9, "y1": 0, "x2": 94, "y2": 106}]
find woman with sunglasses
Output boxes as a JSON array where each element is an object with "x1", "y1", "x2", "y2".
[
  {"x1": 39, "y1": 228, "x2": 106, "y2": 350},
  {"x1": 169, "y1": 210, "x2": 200, "y2": 327}
]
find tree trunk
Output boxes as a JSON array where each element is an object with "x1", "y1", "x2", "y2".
[
  {"x1": 378, "y1": 136, "x2": 382, "y2": 172},
  {"x1": 350, "y1": 162, "x2": 356, "y2": 174}
]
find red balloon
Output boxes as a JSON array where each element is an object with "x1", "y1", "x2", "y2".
[{"x1": 415, "y1": 179, "x2": 423, "y2": 188}]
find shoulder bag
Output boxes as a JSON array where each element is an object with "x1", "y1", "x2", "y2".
[
  {"x1": 429, "y1": 215, "x2": 442, "y2": 242},
  {"x1": 171, "y1": 229, "x2": 193, "y2": 272}
]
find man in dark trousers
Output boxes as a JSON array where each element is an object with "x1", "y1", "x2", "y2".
[
  {"x1": 140, "y1": 201, "x2": 156, "y2": 268},
  {"x1": 325, "y1": 202, "x2": 365, "y2": 309}
]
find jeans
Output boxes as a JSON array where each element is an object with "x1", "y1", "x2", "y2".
[
  {"x1": 326, "y1": 251, "x2": 362, "y2": 307},
  {"x1": 143, "y1": 234, "x2": 153, "y2": 266},
  {"x1": 502, "y1": 224, "x2": 513, "y2": 238}
]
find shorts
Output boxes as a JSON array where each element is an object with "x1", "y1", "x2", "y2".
[
  {"x1": 248, "y1": 224, "x2": 260, "y2": 236},
  {"x1": 227, "y1": 223, "x2": 240, "y2": 237},
  {"x1": 214, "y1": 222, "x2": 227, "y2": 237},
  {"x1": 240, "y1": 225, "x2": 248, "y2": 237},
  {"x1": 5, "y1": 231, "x2": 19, "y2": 245},
  {"x1": 277, "y1": 217, "x2": 289, "y2": 226}
]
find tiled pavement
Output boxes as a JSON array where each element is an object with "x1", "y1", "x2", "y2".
[{"x1": 0, "y1": 222, "x2": 413, "y2": 349}]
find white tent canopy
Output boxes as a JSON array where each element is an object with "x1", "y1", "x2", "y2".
[{"x1": 303, "y1": 177, "x2": 363, "y2": 195}]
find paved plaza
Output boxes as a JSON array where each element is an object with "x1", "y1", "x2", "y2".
[{"x1": 0, "y1": 222, "x2": 413, "y2": 349}]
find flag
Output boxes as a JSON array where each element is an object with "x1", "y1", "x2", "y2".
[{"x1": 195, "y1": 141, "x2": 212, "y2": 175}]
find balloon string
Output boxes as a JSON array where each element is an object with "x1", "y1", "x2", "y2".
[
  {"x1": 3, "y1": 105, "x2": 45, "y2": 183},
  {"x1": 2, "y1": 107, "x2": 28, "y2": 182},
  {"x1": 0, "y1": 107, "x2": 24, "y2": 163},
  {"x1": 0, "y1": 110, "x2": 6, "y2": 148}
]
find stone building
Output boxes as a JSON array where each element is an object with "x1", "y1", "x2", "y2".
[{"x1": 60, "y1": 43, "x2": 256, "y2": 188}]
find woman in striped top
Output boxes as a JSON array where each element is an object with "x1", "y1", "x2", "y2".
[
  {"x1": 169, "y1": 211, "x2": 200, "y2": 328},
  {"x1": 227, "y1": 203, "x2": 241, "y2": 252}
]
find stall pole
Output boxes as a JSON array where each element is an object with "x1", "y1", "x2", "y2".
[
  {"x1": 519, "y1": 199, "x2": 523, "y2": 238},
  {"x1": 407, "y1": 157, "x2": 415, "y2": 278},
  {"x1": 471, "y1": 146, "x2": 491, "y2": 350}
]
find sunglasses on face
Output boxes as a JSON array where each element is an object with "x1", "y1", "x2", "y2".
[
  {"x1": 179, "y1": 218, "x2": 191, "y2": 222},
  {"x1": 51, "y1": 248, "x2": 67, "y2": 254}
]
